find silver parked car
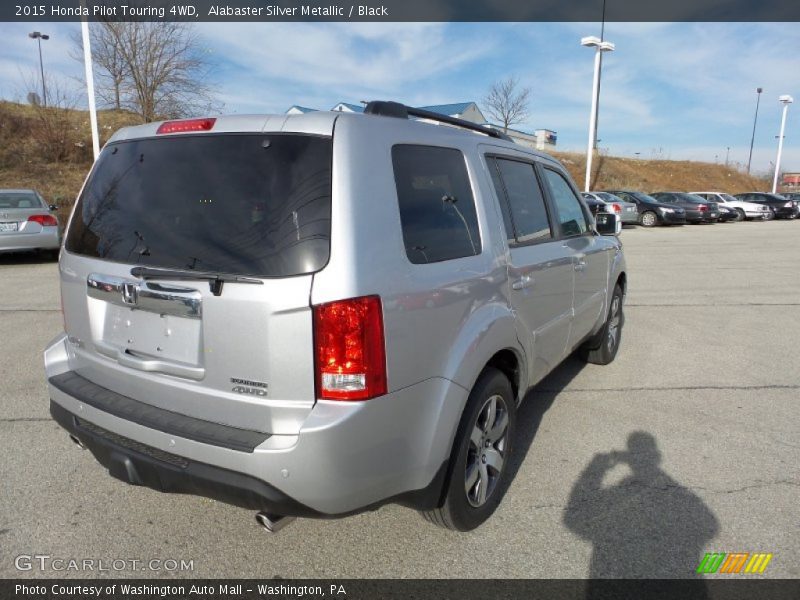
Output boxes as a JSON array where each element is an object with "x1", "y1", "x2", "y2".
[
  {"x1": 582, "y1": 191, "x2": 639, "y2": 225},
  {"x1": 0, "y1": 189, "x2": 61, "y2": 256},
  {"x1": 45, "y1": 102, "x2": 627, "y2": 532}
]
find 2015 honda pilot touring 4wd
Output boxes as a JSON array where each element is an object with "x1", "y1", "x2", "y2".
[{"x1": 45, "y1": 102, "x2": 627, "y2": 532}]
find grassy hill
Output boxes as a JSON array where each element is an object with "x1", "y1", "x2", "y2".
[
  {"x1": 0, "y1": 101, "x2": 771, "y2": 221},
  {"x1": 552, "y1": 151, "x2": 770, "y2": 195}
]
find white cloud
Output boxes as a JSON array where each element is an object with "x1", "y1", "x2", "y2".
[{"x1": 195, "y1": 23, "x2": 496, "y2": 113}]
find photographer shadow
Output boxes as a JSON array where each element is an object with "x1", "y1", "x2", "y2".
[{"x1": 563, "y1": 432, "x2": 718, "y2": 594}]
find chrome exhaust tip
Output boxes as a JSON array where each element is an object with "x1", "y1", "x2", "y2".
[
  {"x1": 255, "y1": 511, "x2": 296, "y2": 533},
  {"x1": 69, "y1": 434, "x2": 86, "y2": 450}
]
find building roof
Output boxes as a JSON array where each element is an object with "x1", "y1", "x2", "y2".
[
  {"x1": 420, "y1": 102, "x2": 476, "y2": 116},
  {"x1": 287, "y1": 105, "x2": 318, "y2": 114},
  {"x1": 333, "y1": 102, "x2": 365, "y2": 113}
]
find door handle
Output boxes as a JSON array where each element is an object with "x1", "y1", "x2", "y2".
[{"x1": 511, "y1": 275, "x2": 534, "y2": 290}]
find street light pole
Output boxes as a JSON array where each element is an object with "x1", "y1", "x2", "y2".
[
  {"x1": 772, "y1": 95, "x2": 794, "y2": 194},
  {"x1": 592, "y1": 0, "x2": 607, "y2": 150},
  {"x1": 28, "y1": 31, "x2": 49, "y2": 107},
  {"x1": 581, "y1": 36, "x2": 615, "y2": 192},
  {"x1": 747, "y1": 87, "x2": 763, "y2": 174}
]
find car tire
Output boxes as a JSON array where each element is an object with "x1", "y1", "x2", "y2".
[
  {"x1": 640, "y1": 211, "x2": 658, "y2": 227},
  {"x1": 735, "y1": 209, "x2": 746, "y2": 221},
  {"x1": 764, "y1": 210, "x2": 775, "y2": 221},
  {"x1": 580, "y1": 284, "x2": 624, "y2": 366},
  {"x1": 421, "y1": 367, "x2": 516, "y2": 531}
]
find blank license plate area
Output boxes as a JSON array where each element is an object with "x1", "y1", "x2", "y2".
[
  {"x1": 0, "y1": 222, "x2": 18, "y2": 232},
  {"x1": 103, "y1": 304, "x2": 203, "y2": 366}
]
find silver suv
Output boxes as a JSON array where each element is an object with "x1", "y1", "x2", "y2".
[{"x1": 45, "y1": 102, "x2": 627, "y2": 532}]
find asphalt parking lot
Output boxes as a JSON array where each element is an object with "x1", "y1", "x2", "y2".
[{"x1": 1, "y1": 220, "x2": 798, "y2": 580}]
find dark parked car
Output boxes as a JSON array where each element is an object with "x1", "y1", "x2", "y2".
[
  {"x1": 580, "y1": 193, "x2": 605, "y2": 216},
  {"x1": 650, "y1": 192, "x2": 720, "y2": 223},
  {"x1": 734, "y1": 192, "x2": 799, "y2": 219},
  {"x1": 716, "y1": 204, "x2": 738, "y2": 222},
  {"x1": 602, "y1": 190, "x2": 686, "y2": 227},
  {"x1": 783, "y1": 192, "x2": 800, "y2": 203}
]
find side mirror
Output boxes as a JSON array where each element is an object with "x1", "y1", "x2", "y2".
[{"x1": 595, "y1": 212, "x2": 621, "y2": 236}]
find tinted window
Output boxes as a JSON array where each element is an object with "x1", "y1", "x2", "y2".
[
  {"x1": 392, "y1": 145, "x2": 481, "y2": 264},
  {"x1": 66, "y1": 134, "x2": 332, "y2": 278},
  {"x1": 491, "y1": 158, "x2": 552, "y2": 243},
  {"x1": 722, "y1": 194, "x2": 738, "y2": 202},
  {"x1": 630, "y1": 192, "x2": 659, "y2": 204},
  {"x1": 542, "y1": 168, "x2": 589, "y2": 237}
]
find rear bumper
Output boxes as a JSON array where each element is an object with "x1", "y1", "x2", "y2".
[
  {"x1": 774, "y1": 206, "x2": 799, "y2": 219},
  {"x1": 45, "y1": 334, "x2": 463, "y2": 516},
  {"x1": 620, "y1": 212, "x2": 639, "y2": 224},
  {"x1": 51, "y1": 401, "x2": 323, "y2": 517},
  {"x1": 0, "y1": 227, "x2": 60, "y2": 252}
]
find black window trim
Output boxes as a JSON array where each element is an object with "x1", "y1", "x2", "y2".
[
  {"x1": 537, "y1": 164, "x2": 594, "y2": 240},
  {"x1": 484, "y1": 153, "x2": 557, "y2": 249}
]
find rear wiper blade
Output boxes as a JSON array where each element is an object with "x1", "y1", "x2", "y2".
[{"x1": 130, "y1": 266, "x2": 263, "y2": 296}]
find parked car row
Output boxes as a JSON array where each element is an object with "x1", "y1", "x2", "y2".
[{"x1": 583, "y1": 189, "x2": 798, "y2": 228}]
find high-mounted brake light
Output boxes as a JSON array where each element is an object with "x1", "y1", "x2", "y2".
[
  {"x1": 28, "y1": 214, "x2": 58, "y2": 227},
  {"x1": 156, "y1": 118, "x2": 216, "y2": 134},
  {"x1": 313, "y1": 295, "x2": 387, "y2": 401}
]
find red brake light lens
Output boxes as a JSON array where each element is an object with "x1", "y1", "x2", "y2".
[
  {"x1": 313, "y1": 295, "x2": 387, "y2": 401},
  {"x1": 156, "y1": 118, "x2": 216, "y2": 134},
  {"x1": 611, "y1": 203, "x2": 622, "y2": 213},
  {"x1": 28, "y1": 214, "x2": 58, "y2": 227},
  {"x1": 698, "y1": 204, "x2": 707, "y2": 211}
]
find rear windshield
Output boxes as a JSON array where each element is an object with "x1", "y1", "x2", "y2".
[
  {"x1": 66, "y1": 134, "x2": 332, "y2": 278},
  {"x1": 0, "y1": 192, "x2": 45, "y2": 209}
]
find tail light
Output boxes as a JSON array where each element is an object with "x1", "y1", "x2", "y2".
[
  {"x1": 156, "y1": 118, "x2": 216, "y2": 134},
  {"x1": 611, "y1": 203, "x2": 622, "y2": 213},
  {"x1": 28, "y1": 214, "x2": 58, "y2": 226},
  {"x1": 697, "y1": 204, "x2": 708, "y2": 212},
  {"x1": 313, "y1": 295, "x2": 387, "y2": 401}
]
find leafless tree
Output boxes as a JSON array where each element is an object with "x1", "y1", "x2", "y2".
[
  {"x1": 71, "y1": 23, "x2": 128, "y2": 110},
  {"x1": 483, "y1": 76, "x2": 531, "y2": 133},
  {"x1": 18, "y1": 70, "x2": 81, "y2": 162},
  {"x1": 73, "y1": 22, "x2": 221, "y2": 122}
]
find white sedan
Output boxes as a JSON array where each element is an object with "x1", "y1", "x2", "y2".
[{"x1": 690, "y1": 192, "x2": 772, "y2": 221}]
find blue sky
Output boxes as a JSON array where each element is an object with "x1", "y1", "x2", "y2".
[{"x1": 0, "y1": 21, "x2": 797, "y2": 173}]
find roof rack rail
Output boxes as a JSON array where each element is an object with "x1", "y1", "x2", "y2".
[{"x1": 363, "y1": 100, "x2": 513, "y2": 142}]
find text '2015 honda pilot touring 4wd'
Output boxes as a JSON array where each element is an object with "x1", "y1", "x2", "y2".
[{"x1": 45, "y1": 101, "x2": 626, "y2": 532}]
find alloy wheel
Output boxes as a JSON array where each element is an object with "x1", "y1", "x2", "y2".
[
  {"x1": 465, "y1": 394, "x2": 509, "y2": 508},
  {"x1": 607, "y1": 295, "x2": 622, "y2": 353}
]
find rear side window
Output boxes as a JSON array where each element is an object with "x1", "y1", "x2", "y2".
[
  {"x1": 489, "y1": 157, "x2": 552, "y2": 244},
  {"x1": 541, "y1": 168, "x2": 589, "y2": 237},
  {"x1": 392, "y1": 145, "x2": 481, "y2": 264},
  {"x1": 66, "y1": 134, "x2": 332, "y2": 278}
]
